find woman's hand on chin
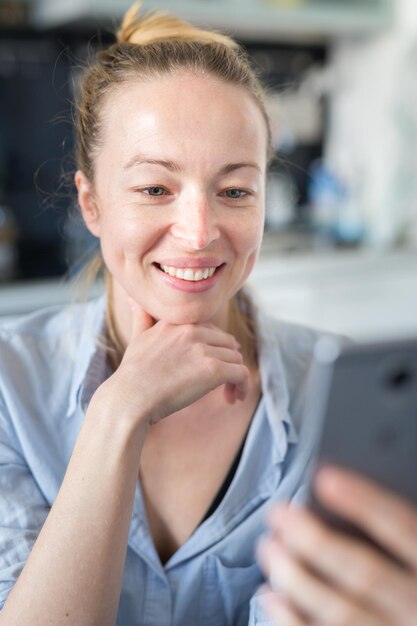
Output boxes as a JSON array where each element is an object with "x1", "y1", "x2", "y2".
[{"x1": 95, "y1": 299, "x2": 250, "y2": 430}]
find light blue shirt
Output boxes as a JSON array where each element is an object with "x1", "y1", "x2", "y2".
[{"x1": 0, "y1": 292, "x2": 326, "y2": 625}]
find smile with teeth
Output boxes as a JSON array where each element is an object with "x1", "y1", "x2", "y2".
[{"x1": 158, "y1": 264, "x2": 218, "y2": 281}]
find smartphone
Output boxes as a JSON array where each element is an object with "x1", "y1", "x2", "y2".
[{"x1": 303, "y1": 335, "x2": 417, "y2": 558}]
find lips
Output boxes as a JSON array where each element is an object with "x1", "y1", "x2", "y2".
[
  {"x1": 153, "y1": 261, "x2": 225, "y2": 291},
  {"x1": 154, "y1": 258, "x2": 224, "y2": 282}
]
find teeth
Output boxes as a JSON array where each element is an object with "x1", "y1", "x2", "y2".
[{"x1": 159, "y1": 264, "x2": 217, "y2": 281}]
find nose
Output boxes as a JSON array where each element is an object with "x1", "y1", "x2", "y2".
[{"x1": 171, "y1": 193, "x2": 220, "y2": 250}]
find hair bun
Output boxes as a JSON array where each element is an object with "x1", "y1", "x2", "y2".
[{"x1": 116, "y1": 1, "x2": 238, "y2": 48}]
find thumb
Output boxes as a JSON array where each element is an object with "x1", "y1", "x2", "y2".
[{"x1": 127, "y1": 297, "x2": 155, "y2": 339}]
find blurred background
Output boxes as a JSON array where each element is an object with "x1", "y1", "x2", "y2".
[{"x1": 0, "y1": 0, "x2": 416, "y2": 340}]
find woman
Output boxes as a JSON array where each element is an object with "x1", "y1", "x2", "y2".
[{"x1": 0, "y1": 3, "x2": 416, "y2": 625}]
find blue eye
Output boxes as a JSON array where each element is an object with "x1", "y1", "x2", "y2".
[
  {"x1": 224, "y1": 189, "x2": 247, "y2": 199},
  {"x1": 143, "y1": 187, "x2": 167, "y2": 196}
]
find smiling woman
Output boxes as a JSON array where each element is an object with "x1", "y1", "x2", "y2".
[
  {"x1": 77, "y1": 73, "x2": 266, "y2": 345},
  {"x1": 2, "y1": 3, "x2": 415, "y2": 626}
]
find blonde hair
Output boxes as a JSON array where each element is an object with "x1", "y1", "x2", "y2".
[
  {"x1": 75, "y1": 1, "x2": 269, "y2": 364},
  {"x1": 117, "y1": 2, "x2": 239, "y2": 48}
]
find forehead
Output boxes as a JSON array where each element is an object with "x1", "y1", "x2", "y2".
[{"x1": 97, "y1": 71, "x2": 268, "y2": 171}]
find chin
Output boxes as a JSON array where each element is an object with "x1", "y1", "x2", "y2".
[{"x1": 151, "y1": 300, "x2": 225, "y2": 326}]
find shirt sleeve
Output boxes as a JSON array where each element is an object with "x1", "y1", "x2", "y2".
[{"x1": 0, "y1": 395, "x2": 50, "y2": 610}]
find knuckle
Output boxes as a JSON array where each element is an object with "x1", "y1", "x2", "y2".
[
  {"x1": 233, "y1": 349, "x2": 244, "y2": 363},
  {"x1": 180, "y1": 323, "x2": 196, "y2": 339},
  {"x1": 196, "y1": 343, "x2": 214, "y2": 367},
  {"x1": 241, "y1": 363, "x2": 250, "y2": 379},
  {"x1": 194, "y1": 341, "x2": 207, "y2": 358},
  {"x1": 203, "y1": 356, "x2": 219, "y2": 380},
  {"x1": 171, "y1": 322, "x2": 190, "y2": 338}
]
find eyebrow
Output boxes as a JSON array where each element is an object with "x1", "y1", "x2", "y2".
[
  {"x1": 124, "y1": 157, "x2": 181, "y2": 173},
  {"x1": 123, "y1": 156, "x2": 261, "y2": 176}
]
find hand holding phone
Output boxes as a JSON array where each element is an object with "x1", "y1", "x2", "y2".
[
  {"x1": 304, "y1": 335, "x2": 417, "y2": 560},
  {"x1": 256, "y1": 335, "x2": 417, "y2": 625}
]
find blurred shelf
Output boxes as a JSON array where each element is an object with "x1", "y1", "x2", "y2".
[
  {"x1": 32, "y1": 0, "x2": 394, "y2": 41},
  {"x1": 0, "y1": 277, "x2": 103, "y2": 318},
  {"x1": 251, "y1": 246, "x2": 417, "y2": 341}
]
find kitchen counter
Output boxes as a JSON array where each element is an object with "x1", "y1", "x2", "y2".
[
  {"x1": 1, "y1": 246, "x2": 416, "y2": 342},
  {"x1": 251, "y1": 246, "x2": 417, "y2": 340}
]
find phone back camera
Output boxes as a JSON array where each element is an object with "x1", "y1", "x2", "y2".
[{"x1": 385, "y1": 365, "x2": 414, "y2": 390}]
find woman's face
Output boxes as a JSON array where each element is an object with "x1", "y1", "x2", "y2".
[{"x1": 77, "y1": 71, "x2": 268, "y2": 327}]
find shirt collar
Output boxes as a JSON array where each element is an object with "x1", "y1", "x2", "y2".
[
  {"x1": 66, "y1": 294, "x2": 108, "y2": 418},
  {"x1": 243, "y1": 291, "x2": 299, "y2": 449},
  {"x1": 65, "y1": 289, "x2": 300, "y2": 451}
]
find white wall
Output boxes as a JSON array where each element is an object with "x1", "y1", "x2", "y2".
[{"x1": 325, "y1": 0, "x2": 417, "y2": 248}]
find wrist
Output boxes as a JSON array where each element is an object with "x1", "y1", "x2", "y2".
[{"x1": 87, "y1": 383, "x2": 151, "y2": 444}]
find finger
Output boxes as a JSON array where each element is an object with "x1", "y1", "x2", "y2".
[
  {"x1": 260, "y1": 588, "x2": 308, "y2": 626},
  {"x1": 224, "y1": 383, "x2": 237, "y2": 404},
  {"x1": 204, "y1": 346, "x2": 243, "y2": 365},
  {"x1": 224, "y1": 381, "x2": 249, "y2": 404},
  {"x1": 315, "y1": 466, "x2": 417, "y2": 571},
  {"x1": 191, "y1": 325, "x2": 241, "y2": 352},
  {"x1": 215, "y1": 362, "x2": 250, "y2": 396},
  {"x1": 128, "y1": 298, "x2": 155, "y2": 338},
  {"x1": 201, "y1": 346, "x2": 245, "y2": 403},
  {"x1": 268, "y1": 504, "x2": 416, "y2": 622},
  {"x1": 206, "y1": 361, "x2": 250, "y2": 404},
  {"x1": 258, "y1": 537, "x2": 387, "y2": 626}
]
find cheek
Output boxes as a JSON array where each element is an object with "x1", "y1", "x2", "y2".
[
  {"x1": 99, "y1": 213, "x2": 151, "y2": 258},
  {"x1": 97, "y1": 224, "x2": 140, "y2": 278},
  {"x1": 229, "y1": 214, "x2": 263, "y2": 285},
  {"x1": 234, "y1": 213, "x2": 264, "y2": 258}
]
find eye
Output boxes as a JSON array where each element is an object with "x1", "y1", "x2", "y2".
[
  {"x1": 142, "y1": 186, "x2": 167, "y2": 197},
  {"x1": 223, "y1": 188, "x2": 248, "y2": 199}
]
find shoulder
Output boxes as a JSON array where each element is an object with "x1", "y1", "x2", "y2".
[
  {"x1": 270, "y1": 314, "x2": 339, "y2": 359},
  {"x1": 255, "y1": 308, "x2": 348, "y2": 434},
  {"x1": 0, "y1": 305, "x2": 62, "y2": 346},
  {"x1": 257, "y1": 308, "x2": 338, "y2": 369},
  {"x1": 0, "y1": 295, "x2": 105, "y2": 341},
  {"x1": 0, "y1": 297, "x2": 105, "y2": 390},
  {"x1": 0, "y1": 297, "x2": 101, "y2": 340},
  {"x1": 241, "y1": 287, "x2": 345, "y2": 388}
]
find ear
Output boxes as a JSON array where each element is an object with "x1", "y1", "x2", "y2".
[{"x1": 75, "y1": 170, "x2": 101, "y2": 237}]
